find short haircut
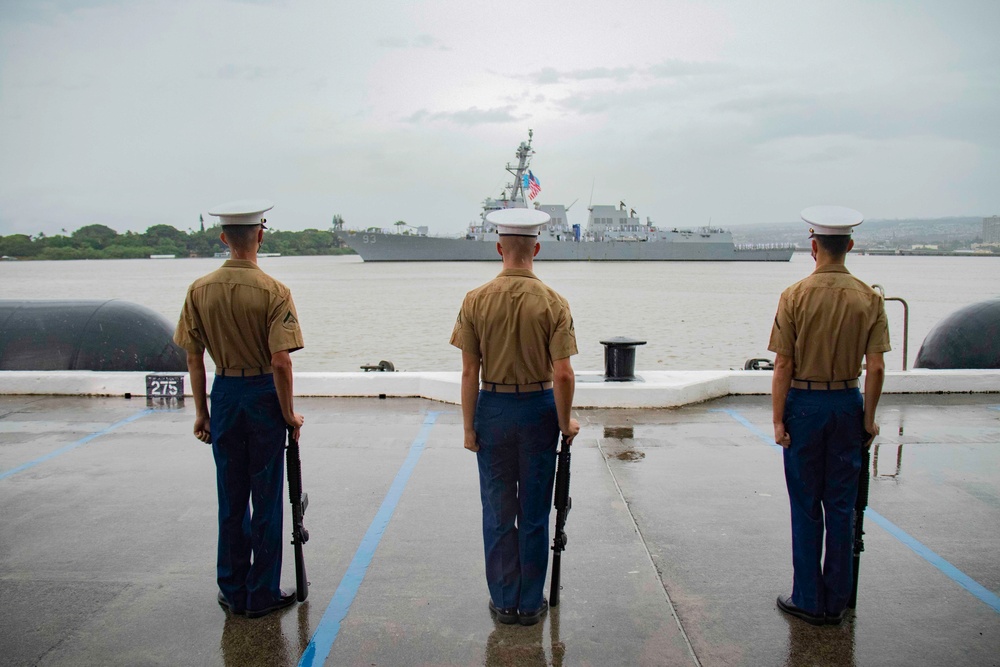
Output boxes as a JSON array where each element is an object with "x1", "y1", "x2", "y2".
[
  {"x1": 499, "y1": 234, "x2": 537, "y2": 262},
  {"x1": 222, "y1": 224, "x2": 261, "y2": 251},
  {"x1": 813, "y1": 234, "x2": 852, "y2": 256}
]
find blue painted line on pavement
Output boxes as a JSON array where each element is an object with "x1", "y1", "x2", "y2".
[
  {"x1": 711, "y1": 407, "x2": 1000, "y2": 615},
  {"x1": 864, "y1": 509, "x2": 1000, "y2": 613},
  {"x1": 710, "y1": 408, "x2": 781, "y2": 451},
  {"x1": 298, "y1": 411, "x2": 441, "y2": 667},
  {"x1": 0, "y1": 408, "x2": 155, "y2": 481}
]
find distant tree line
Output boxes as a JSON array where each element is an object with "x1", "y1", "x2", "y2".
[{"x1": 0, "y1": 216, "x2": 356, "y2": 260}]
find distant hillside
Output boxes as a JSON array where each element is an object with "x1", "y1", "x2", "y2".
[{"x1": 731, "y1": 217, "x2": 988, "y2": 250}]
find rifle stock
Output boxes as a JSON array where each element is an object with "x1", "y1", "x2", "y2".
[
  {"x1": 286, "y1": 428, "x2": 309, "y2": 602},
  {"x1": 849, "y1": 446, "x2": 871, "y2": 609},
  {"x1": 550, "y1": 435, "x2": 572, "y2": 607}
]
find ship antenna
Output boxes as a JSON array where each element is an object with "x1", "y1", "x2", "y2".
[
  {"x1": 506, "y1": 130, "x2": 535, "y2": 206},
  {"x1": 588, "y1": 178, "x2": 595, "y2": 209}
]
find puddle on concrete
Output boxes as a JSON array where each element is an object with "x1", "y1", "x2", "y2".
[
  {"x1": 603, "y1": 426, "x2": 634, "y2": 439},
  {"x1": 602, "y1": 425, "x2": 643, "y2": 462}
]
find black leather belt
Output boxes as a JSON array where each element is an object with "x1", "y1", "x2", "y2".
[
  {"x1": 216, "y1": 366, "x2": 273, "y2": 377},
  {"x1": 481, "y1": 381, "x2": 554, "y2": 393},
  {"x1": 791, "y1": 379, "x2": 860, "y2": 390}
]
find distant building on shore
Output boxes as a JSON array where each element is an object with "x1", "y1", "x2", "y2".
[{"x1": 983, "y1": 215, "x2": 1000, "y2": 245}]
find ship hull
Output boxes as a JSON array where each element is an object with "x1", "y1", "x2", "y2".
[{"x1": 339, "y1": 231, "x2": 793, "y2": 262}]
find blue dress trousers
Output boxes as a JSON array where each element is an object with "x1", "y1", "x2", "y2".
[
  {"x1": 474, "y1": 388, "x2": 560, "y2": 614},
  {"x1": 782, "y1": 387, "x2": 866, "y2": 616},
  {"x1": 210, "y1": 373, "x2": 287, "y2": 613}
]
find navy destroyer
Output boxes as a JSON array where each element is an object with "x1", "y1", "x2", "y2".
[{"x1": 336, "y1": 131, "x2": 794, "y2": 262}]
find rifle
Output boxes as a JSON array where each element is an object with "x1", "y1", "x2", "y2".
[
  {"x1": 549, "y1": 435, "x2": 572, "y2": 607},
  {"x1": 848, "y1": 446, "x2": 871, "y2": 609},
  {"x1": 286, "y1": 427, "x2": 309, "y2": 602}
]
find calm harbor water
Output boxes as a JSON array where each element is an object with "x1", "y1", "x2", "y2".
[{"x1": 2, "y1": 254, "x2": 997, "y2": 373}]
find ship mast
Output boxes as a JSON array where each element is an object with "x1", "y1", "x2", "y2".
[
  {"x1": 504, "y1": 128, "x2": 534, "y2": 208},
  {"x1": 477, "y1": 130, "x2": 537, "y2": 235}
]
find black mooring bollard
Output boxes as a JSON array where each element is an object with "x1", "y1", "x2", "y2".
[{"x1": 600, "y1": 337, "x2": 647, "y2": 381}]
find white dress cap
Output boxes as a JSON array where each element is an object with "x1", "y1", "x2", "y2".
[
  {"x1": 208, "y1": 199, "x2": 274, "y2": 226},
  {"x1": 485, "y1": 208, "x2": 551, "y2": 236},
  {"x1": 800, "y1": 205, "x2": 864, "y2": 236}
]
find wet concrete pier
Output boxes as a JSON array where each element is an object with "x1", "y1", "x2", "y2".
[{"x1": 1, "y1": 394, "x2": 998, "y2": 666}]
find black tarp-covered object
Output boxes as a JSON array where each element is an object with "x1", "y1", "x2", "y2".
[
  {"x1": 915, "y1": 298, "x2": 1000, "y2": 369},
  {"x1": 0, "y1": 300, "x2": 186, "y2": 372}
]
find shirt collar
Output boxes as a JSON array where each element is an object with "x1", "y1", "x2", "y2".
[
  {"x1": 813, "y1": 264, "x2": 851, "y2": 275},
  {"x1": 498, "y1": 268, "x2": 539, "y2": 280},
  {"x1": 222, "y1": 259, "x2": 261, "y2": 270}
]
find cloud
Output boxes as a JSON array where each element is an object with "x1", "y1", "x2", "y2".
[
  {"x1": 718, "y1": 76, "x2": 1000, "y2": 149},
  {"x1": 1, "y1": 0, "x2": 997, "y2": 236},
  {"x1": 530, "y1": 66, "x2": 636, "y2": 85},
  {"x1": 554, "y1": 84, "x2": 684, "y2": 115},
  {"x1": 713, "y1": 91, "x2": 811, "y2": 115},
  {"x1": 405, "y1": 105, "x2": 524, "y2": 126},
  {"x1": 0, "y1": 0, "x2": 125, "y2": 23},
  {"x1": 533, "y1": 67, "x2": 561, "y2": 84},
  {"x1": 529, "y1": 61, "x2": 731, "y2": 86},
  {"x1": 377, "y1": 36, "x2": 409, "y2": 49},
  {"x1": 648, "y1": 60, "x2": 734, "y2": 78},
  {"x1": 524, "y1": 60, "x2": 745, "y2": 118},
  {"x1": 378, "y1": 33, "x2": 448, "y2": 50},
  {"x1": 529, "y1": 67, "x2": 636, "y2": 85},
  {"x1": 216, "y1": 63, "x2": 265, "y2": 80}
]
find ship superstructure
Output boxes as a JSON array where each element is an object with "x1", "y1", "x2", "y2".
[{"x1": 336, "y1": 132, "x2": 794, "y2": 262}]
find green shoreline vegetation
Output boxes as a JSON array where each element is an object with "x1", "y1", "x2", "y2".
[
  {"x1": 0, "y1": 216, "x2": 357, "y2": 260},
  {"x1": 3, "y1": 215, "x2": 996, "y2": 260}
]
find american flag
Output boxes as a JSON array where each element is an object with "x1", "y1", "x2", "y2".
[{"x1": 526, "y1": 170, "x2": 541, "y2": 200}]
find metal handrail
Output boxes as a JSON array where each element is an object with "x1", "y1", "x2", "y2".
[{"x1": 871, "y1": 284, "x2": 909, "y2": 370}]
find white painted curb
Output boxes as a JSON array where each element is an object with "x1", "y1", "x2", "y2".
[{"x1": 1, "y1": 369, "x2": 997, "y2": 409}]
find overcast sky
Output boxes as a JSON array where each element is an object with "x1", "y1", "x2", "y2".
[{"x1": 1, "y1": 0, "x2": 997, "y2": 237}]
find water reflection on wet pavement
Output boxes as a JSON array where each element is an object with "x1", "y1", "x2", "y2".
[{"x1": 1, "y1": 394, "x2": 998, "y2": 666}]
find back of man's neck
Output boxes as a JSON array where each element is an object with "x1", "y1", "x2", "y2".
[
  {"x1": 814, "y1": 254, "x2": 847, "y2": 270},
  {"x1": 503, "y1": 260, "x2": 533, "y2": 271},
  {"x1": 229, "y1": 250, "x2": 258, "y2": 264}
]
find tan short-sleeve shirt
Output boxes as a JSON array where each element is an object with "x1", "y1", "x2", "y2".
[
  {"x1": 768, "y1": 264, "x2": 890, "y2": 381},
  {"x1": 450, "y1": 268, "x2": 577, "y2": 385},
  {"x1": 174, "y1": 259, "x2": 304, "y2": 369}
]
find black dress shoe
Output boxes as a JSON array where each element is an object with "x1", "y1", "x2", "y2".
[
  {"x1": 489, "y1": 599, "x2": 519, "y2": 625},
  {"x1": 518, "y1": 598, "x2": 549, "y2": 626},
  {"x1": 246, "y1": 589, "x2": 297, "y2": 619},
  {"x1": 826, "y1": 608, "x2": 847, "y2": 625},
  {"x1": 217, "y1": 591, "x2": 245, "y2": 615},
  {"x1": 776, "y1": 595, "x2": 825, "y2": 626}
]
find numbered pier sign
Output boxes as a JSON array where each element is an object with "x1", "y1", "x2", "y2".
[{"x1": 146, "y1": 374, "x2": 184, "y2": 406}]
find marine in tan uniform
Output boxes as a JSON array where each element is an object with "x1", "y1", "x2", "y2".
[
  {"x1": 450, "y1": 208, "x2": 581, "y2": 626},
  {"x1": 174, "y1": 200, "x2": 305, "y2": 619},
  {"x1": 768, "y1": 206, "x2": 890, "y2": 626}
]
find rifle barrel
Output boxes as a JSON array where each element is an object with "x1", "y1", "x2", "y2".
[
  {"x1": 849, "y1": 447, "x2": 871, "y2": 609},
  {"x1": 549, "y1": 436, "x2": 571, "y2": 607},
  {"x1": 286, "y1": 428, "x2": 309, "y2": 602},
  {"x1": 550, "y1": 552, "x2": 562, "y2": 607}
]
